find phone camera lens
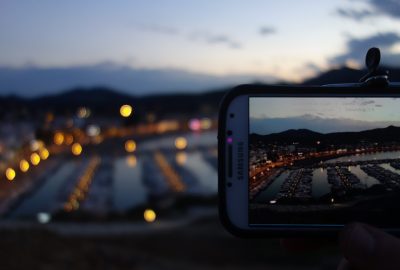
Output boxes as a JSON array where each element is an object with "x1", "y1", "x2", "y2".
[
  {"x1": 229, "y1": 113, "x2": 234, "y2": 118},
  {"x1": 227, "y1": 130, "x2": 232, "y2": 135}
]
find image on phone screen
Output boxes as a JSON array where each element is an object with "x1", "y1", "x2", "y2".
[{"x1": 249, "y1": 97, "x2": 400, "y2": 226}]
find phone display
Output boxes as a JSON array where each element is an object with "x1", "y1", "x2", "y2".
[
  {"x1": 249, "y1": 97, "x2": 400, "y2": 226},
  {"x1": 219, "y1": 84, "x2": 400, "y2": 236}
]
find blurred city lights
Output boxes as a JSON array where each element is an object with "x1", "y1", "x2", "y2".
[
  {"x1": 5, "y1": 168, "x2": 16, "y2": 181},
  {"x1": 87, "y1": 125, "x2": 100, "y2": 137},
  {"x1": 200, "y1": 118, "x2": 212, "y2": 130},
  {"x1": 65, "y1": 134, "x2": 74, "y2": 145},
  {"x1": 19, "y1": 159, "x2": 30, "y2": 172},
  {"x1": 37, "y1": 212, "x2": 51, "y2": 224},
  {"x1": 39, "y1": 148, "x2": 50, "y2": 160},
  {"x1": 120, "y1": 104, "x2": 133, "y2": 117},
  {"x1": 77, "y1": 107, "x2": 90, "y2": 118},
  {"x1": 126, "y1": 155, "x2": 137, "y2": 168},
  {"x1": 125, "y1": 140, "x2": 136, "y2": 153},
  {"x1": 154, "y1": 151, "x2": 185, "y2": 192},
  {"x1": 30, "y1": 140, "x2": 40, "y2": 151},
  {"x1": 64, "y1": 157, "x2": 100, "y2": 212},
  {"x1": 143, "y1": 209, "x2": 156, "y2": 223},
  {"x1": 175, "y1": 151, "x2": 187, "y2": 165},
  {"x1": 174, "y1": 137, "x2": 187, "y2": 150},
  {"x1": 188, "y1": 118, "x2": 201, "y2": 131},
  {"x1": 71, "y1": 143, "x2": 83, "y2": 156},
  {"x1": 30, "y1": 153, "x2": 41, "y2": 166},
  {"x1": 54, "y1": 132, "x2": 64, "y2": 145}
]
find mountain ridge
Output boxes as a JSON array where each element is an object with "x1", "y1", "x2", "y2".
[{"x1": 250, "y1": 125, "x2": 400, "y2": 145}]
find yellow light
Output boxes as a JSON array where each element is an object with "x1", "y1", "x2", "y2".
[
  {"x1": 176, "y1": 152, "x2": 187, "y2": 165},
  {"x1": 65, "y1": 134, "x2": 74, "y2": 145},
  {"x1": 5, "y1": 168, "x2": 16, "y2": 181},
  {"x1": 125, "y1": 140, "x2": 136, "y2": 153},
  {"x1": 120, "y1": 104, "x2": 133, "y2": 117},
  {"x1": 174, "y1": 137, "x2": 187, "y2": 150},
  {"x1": 19, "y1": 159, "x2": 30, "y2": 172},
  {"x1": 39, "y1": 148, "x2": 50, "y2": 160},
  {"x1": 200, "y1": 118, "x2": 212, "y2": 130},
  {"x1": 54, "y1": 132, "x2": 64, "y2": 145},
  {"x1": 30, "y1": 153, "x2": 41, "y2": 166},
  {"x1": 126, "y1": 155, "x2": 137, "y2": 168},
  {"x1": 143, "y1": 209, "x2": 156, "y2": 223},
  {"x1": 72, "y1": 143, "x2": 83, "y2": 156}
]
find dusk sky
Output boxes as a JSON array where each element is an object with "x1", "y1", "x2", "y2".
[
  {"x1": 250, "y1": 97, "x2": 400, "y2": 134},
  {"x1": 2, "y1": 1, "x2": 400, "y2": 96}
]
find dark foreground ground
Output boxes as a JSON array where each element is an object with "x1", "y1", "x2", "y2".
[{"x1": 0, "y1": 216, "x2": 341, "y2": 270}]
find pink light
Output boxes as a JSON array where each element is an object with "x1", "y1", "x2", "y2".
[
  {"x1": 189, "y1": 118, "x2": 201, "y2": 131},
  {"x1": 227, "y1": 137, "x2": 233, "y2": 144}
]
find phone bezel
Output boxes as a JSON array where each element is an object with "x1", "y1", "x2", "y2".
[{"x1": 218, "y1": 84, "x2": 400, "y2": 237}]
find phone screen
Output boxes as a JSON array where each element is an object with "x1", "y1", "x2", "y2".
[{"x1": 249, "y1": 97, "x2": 400, "y2": 227}]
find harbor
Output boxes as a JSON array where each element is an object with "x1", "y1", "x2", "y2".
[
  {"x1": 5, "y1": 132, "x2": 218, "y2": 221},
  {"x1": 253, "y1": 151, "x2": 400, "y2": 204}
]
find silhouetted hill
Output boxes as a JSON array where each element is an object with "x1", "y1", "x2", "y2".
[
  {"x1": 0, "y1": 87, "x2": 227, "y2": 118},
  {"x1": 3, "y1": 65, "x2": 400, "y2": 118},
  {"x1": 251, "y1": 126, "x2": 400, "y2": 146},
  {"x1": 301, "y1": 65, "x2": 400, "y2": 85},
  {"x1": 251, "y1": 129, "x2": 323, "y2": 144},
  {"x1": 0, "y1": 64, "x2": 276, "y2": 97}
]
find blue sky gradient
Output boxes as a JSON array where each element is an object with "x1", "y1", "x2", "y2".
[{"x1": 2, "y1": 1, "x2": 400, "y2": 96}]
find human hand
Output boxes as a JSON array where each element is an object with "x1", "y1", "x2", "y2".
[{"x1": 338, "y1": 222, "x2": 400, "y2": 270}]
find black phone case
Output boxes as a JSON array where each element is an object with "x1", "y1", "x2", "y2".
[{"x1": 218, "y1": 84, "x2": 400, "y2": 237}]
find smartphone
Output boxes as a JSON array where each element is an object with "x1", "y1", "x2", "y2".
[{"x1": 219, "y1": 84, "x2": 400, "y2": 237}]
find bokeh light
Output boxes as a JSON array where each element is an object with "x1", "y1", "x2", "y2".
[
  {"x1": 19, "y1": 159, "x2": 30, "y2": 172},
  {"x1": 54, "y1": 132, "x2": 64, "y2": 145},
  {"x1": 188, "y1": 118, "x2": 201, "y2": 131},
  {"x1": 175, "y1": 151, "x2": 187, "y2": 165},
  {"x1": 125, "y1": 140, "x2": 136, "y2": 153},
  {"x1": 30, "y1": 140, "x2": 40, "y2": 151},
  {"x1": 77, "y1": 107, "x2": 90, "y2": 118},
  {"x1": 30, "y1": 153, "x2": 41, "y2": 166},
  {"x1": 143, "y1": 209, "x2": 156, "y2": 223},
  {"x1": 39, "y1": 148, "x2": 50, "y2": 160},
  {"x1": 64, "y1": 134, "x2": 74, "y2": 145},
  {"x1": 126, "y1": 155, "x2": 137, "y2": 168},
  {"x1": 174, "y1": 137, "x2": 187, "y2": 150},
  {"x1": 5, "y1": 168, "x2": 16, "y2": 181},
  {"x1": 71, "y1": 143, "x2": 83, "y2": 156},
  {"x1": 200, "y1": 118, "x2": 212, "y2": 130},
  {"x1": 120, "y1": 104, "x2": 133, "y2": 117}
]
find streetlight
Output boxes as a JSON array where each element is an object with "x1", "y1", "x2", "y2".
[
  {"x1": 120, "y1": 105, "x2": 133, "y2": 118},
  {"x1": 72, "y1": 143, "x2": 83, "y2": 156}
]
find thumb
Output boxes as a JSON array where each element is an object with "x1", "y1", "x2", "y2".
[{"x1": 339, "y1": 222, "x2": 400, "y2": 270}]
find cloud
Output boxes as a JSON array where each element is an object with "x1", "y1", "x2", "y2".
[
  {"x1": 335, "y1": 8, "x2": 376, "y2": 21},
  {"x1": 304, "y1": 62, "x2": 322, "y2": 73},
  {"x1": 329, "y1": 32, "x2": 400, "y2": 67},
  {"x1": 134, "y1": 22, "x2": 242, "y2": 49},
  {"x1": 360, "y1": 100, "x2": 375, "y2": 106},
  {"x1": 339, "y1": 0, "x2": 400, "y2": 20},
  {"x1": 368, "y1": 0, "x2": 400, "y2": 19},
  {"x1": 136, "y1": 24, "x2": 180, "y2": 35},
  {"x1": 259, "y1": 26, "x2": 276, "y2": 36},
  {"x1": 188, "y1": 32, "x2": 242, "y2": 49}
]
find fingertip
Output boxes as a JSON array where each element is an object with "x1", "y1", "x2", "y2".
[{"x1": 337, "y1": 258, "x2": 350, "y2": 270}]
